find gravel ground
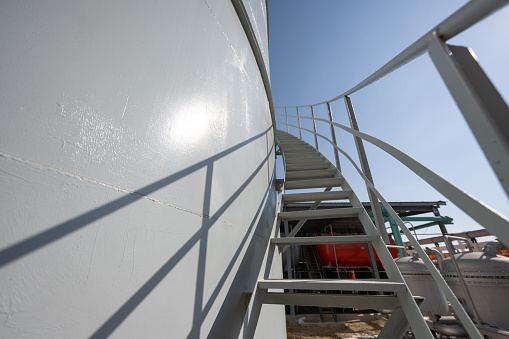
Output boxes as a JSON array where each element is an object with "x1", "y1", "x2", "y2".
[{"x1": 286, "y1": 313, "x2": 385, "y2": 339}]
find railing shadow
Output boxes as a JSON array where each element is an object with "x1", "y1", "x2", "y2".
[
  {"x1": 0, "y1": 127, "x2": 272, "y2": 268},
  {"x1": 88, "y1": 143, "x2": 275, "y2": 339},
  {"x1": 187, "y1": 170, "x2": 275, "y2": 339}
]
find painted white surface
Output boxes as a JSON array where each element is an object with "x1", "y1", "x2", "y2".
[{"x1": 0, "y1": 0, "x2": 284, "y2": 338}]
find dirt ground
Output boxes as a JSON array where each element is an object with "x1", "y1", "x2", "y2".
[{"x1": 286, "y1": 313, "x2": 385, "y2": 339}]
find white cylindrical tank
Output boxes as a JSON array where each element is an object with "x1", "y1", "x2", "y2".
[
  {"x1": 395, "y1": 256, "x2": 449, "y2": 316},
  {"x1": 442, "y1": 251, "x2": 509, "y2": 330}
]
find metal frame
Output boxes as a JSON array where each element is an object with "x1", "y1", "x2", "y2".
[
  {"x1": 326, "y1": 103, "x2": 341, "y2": 171},
  {"x1": 274, "y1": 130, "x2": 431, "y2": 337},
  {"x1": 309, "y1": 106, "x2": 319, "y2": 150},
  {"x1": 284, "y1": 107, "x2": 289, "y2": 133},
  {"x1": 275, "y1": 0, "x2": 509, "y2": 197},
  {"x1": 268, "y1": 2, "x2": 509, "y2": 338},
  {"x1": 428, "y1": 34, "x2": 509, "y2": 196},
  {"x1": 295, "y1": 107, "x2": 302, "y2": 139},
  {"x1": 276, "y1": 121, "x2": 484, "y2": 338},
  {"x1": 345, "y1": 96, "x2": 389, "y2": 244},
  {"x1": 278, "y1": 115, "x2": 509, "y2": 247}
]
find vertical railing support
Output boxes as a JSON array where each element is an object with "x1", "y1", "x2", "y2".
[
  {"x1": 284, "y1": 107, "x2": 289, "y2": 133},
  {"x1": 310, "y1": 106, "x2": 319, "y2": 150},
  {"x1": 344, "y1": 96, "x2": 390, "y2": 244},
  {"x1": 433, "y1": 208, "x2": 483, "y2": 325},
  {"x1": 388, "y1": 214, "x2": 406, "y2": 257},
  {"x1": 326, "y1": 103, "x2": 341, "y2": 171},
  {"x1": 283, "y1": 212, "x2": 296, "y2": 316},
  {"x1": 295, "y1": 107, "x2": 302, "y2": 139},
  {"x1": 429, "y1": 33, "x2": 509, "y2": 199}
]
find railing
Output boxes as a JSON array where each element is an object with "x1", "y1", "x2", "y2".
[{"x1": 274, "y1": 1, "x2": 509, "y2": 337}]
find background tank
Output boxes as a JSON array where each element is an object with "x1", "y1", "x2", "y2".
[
  {"x1": 442, "y1": 251, "x2": 509, "y2": 330},
  {"x1": 395, "y1": 255, "x2": 449, "y2": 316}
]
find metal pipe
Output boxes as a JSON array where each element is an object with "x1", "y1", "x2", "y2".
[
  {"x1": 404, "y1": 228, "x2": 491, "y2": 246},
  {"x1": 295, "y1": 107, "x2": 302, "y2": 139},
  {"x1": 435, "y1": 214, "x2": 483, "y2": 325},
  {"x1": 427, "y1": 317, "x2": 509, "y2": 339},
  {"x1": 310, "y1": 106, "x2": 319, "y2": 150},
  {"x1": 284, "y1": 107, "x2": 289, "y2": 133},
  {"x1": 425, "y1": 317, "x2": 468, "y2": 337},
  {"x1": 445, "y1": 235, "x2": 474, "y2": 252},
  {"x1": 476, "y1": 324, "x2": 509, "y2": 339},
  {"x1": 388, "y1": 214, "x2": 405, "y2": 256},
  {"x1": 425, "y1": 247, "x2": 443, "y2": 270}
]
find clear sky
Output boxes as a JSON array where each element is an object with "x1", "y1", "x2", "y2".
[{"x1": 268, "y1": 1, "x2": 509, "y2": 243}]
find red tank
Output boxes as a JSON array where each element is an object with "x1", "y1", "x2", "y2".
[{"x1": 317, "y1": 233, "x2": 399, "y2": 268}]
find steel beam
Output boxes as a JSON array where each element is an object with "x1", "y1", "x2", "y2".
[
  {"x1": 284, "y1": 107, "x2": 289, "y2": 132},
  {"x1": 259, "y1": 279, "x2": 406, "y2": 292},
  {"x1": 429, "y1": 34, "x2": 509, "y2": 198},
  {"x1": 310, "y1": 106, "x2": 319, "y2": 150},
  {"x1": 278, "y1": 207, "x2": 362, "y2": 221},
  {"x1": 296, "y1": 107, "x2": 302, "y2": 139},
  {"x1": 271, "y1": 235, "x2": 380, "y2": 246},
  {"x1": 326, "y1": 103, "x2": 341, "y2": 171},
  {"x1": 345, "y1": 96, "x2": 389, "y2": 244},
  {"x1": 263, "y1": 292, "x2": 401, "y2": 310}
]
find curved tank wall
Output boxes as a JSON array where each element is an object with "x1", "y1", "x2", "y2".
[{"x1": 0, "y1": 1, "x2": 284, "y2": 338}]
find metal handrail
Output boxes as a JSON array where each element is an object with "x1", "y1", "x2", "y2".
[
  {"x1": 279, "y1": 115, "x2": 509, "y2": 245},
  {"x1": 277, "y1": 120, "x2": 483, "y2": 338},
  {"x1": 276, "y1": 0, "x2": 508, "y2": 108}
]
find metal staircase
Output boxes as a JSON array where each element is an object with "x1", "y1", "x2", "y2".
[{"x1": 258, "y1": 130, "x2": 435, "y2": 338}]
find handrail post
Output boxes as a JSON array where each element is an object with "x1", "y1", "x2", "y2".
[
  {"x1": 295, "y1": 107, "x2": 302, "y2": 139},
  {"x1": 326, "y1": 103, "x2": 341, "y2": 171},
  {"x1": 284, "y1": 107, "x2": 289, "y2": 132},
  {"x1": 310, "y1": 106, "x2": 319, "y2": 150},
  {"x1": 344, "y1": 96, "x2": 390, "y2": 244},
  {"x1": 433, "y1": 208, "x2": 483, "y2": 325},
  {"x1": 428, "y1": 33, "x2": 509, "y2": 198}
]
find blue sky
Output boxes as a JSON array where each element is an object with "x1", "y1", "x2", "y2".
[{"x1": 268, "y1": 1, "x2": 509, "y2": 243}]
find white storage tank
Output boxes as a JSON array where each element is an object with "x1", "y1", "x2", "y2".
[
  {"x1": 395, "y1": 255, "x2": 449, "y2": 316},
  {"x1": 442, "y1": 250, "x2": 509, "y2": 330}
]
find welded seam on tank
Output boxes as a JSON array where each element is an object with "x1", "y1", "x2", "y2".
[{"x1": 0, "y1": 150, "x2": 264, "y2": 231}]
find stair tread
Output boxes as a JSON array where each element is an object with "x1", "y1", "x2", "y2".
[
  {"x1": 282, "y1": 190, "x2": 351, "y2": 202},
  {"x1": 284, "y1": 153, "x2": 322, "y2": 159},
  {"x1": 259, "y1": 279, "x2": 405, "y2": 292},
  {"x1": 284, "y1": 177, "x2": 343, "y2": 189},
  {"x1": 284, "y1": 149, "x2": 316, "y2": 154},
  {"x1": 278, "y1": 207, "x2": 362, "y2": 221},
  {"x1": 286, "y1": 163, "x2": 330, "y2": 171},
  {"x1": 285, "y1": 169, "x2": 336, "y2": 180},
  {"x1": 271, "y1": 235, "x2": 379, "y2": 245},
  {"x1": 262, "y1": 292, "x2": 401, "y2": 309},
  {"x1": 285, "y1": 157, "x2": 327, "y2": 164}
]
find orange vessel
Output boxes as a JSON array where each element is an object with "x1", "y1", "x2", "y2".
[{"x1": 317, "y1": 234, "x2": 399, "y2": 268}]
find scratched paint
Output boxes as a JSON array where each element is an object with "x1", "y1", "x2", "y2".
[{"x1": 0, "y1": 1, "x2": 284, "y2": 338}]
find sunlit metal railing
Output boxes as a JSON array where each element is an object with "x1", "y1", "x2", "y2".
[{"x1": 274, "y1": 1, "x2": 509, "y2": 337}]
